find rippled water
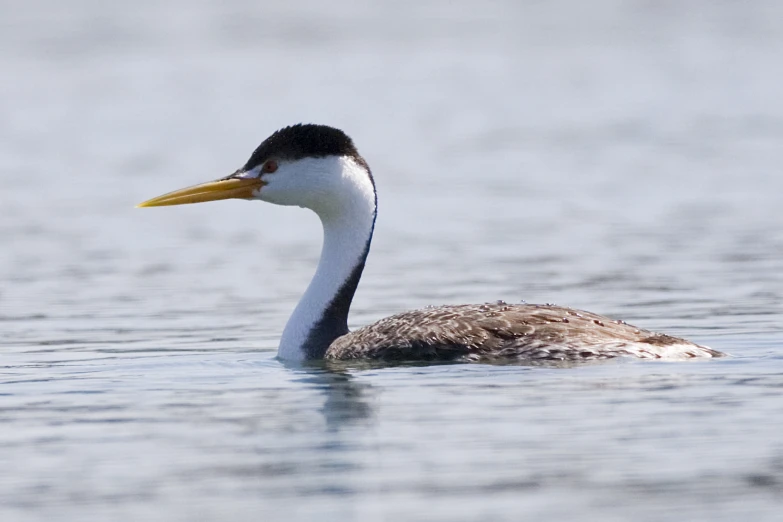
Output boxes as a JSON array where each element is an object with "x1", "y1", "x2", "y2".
[{"x1": 2, "y1": 1, "x2": 783, "y2": 520}]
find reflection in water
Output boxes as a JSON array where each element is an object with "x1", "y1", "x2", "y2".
[{"x1": 287, "y1": 361, "x2": 377, "y2": 431}]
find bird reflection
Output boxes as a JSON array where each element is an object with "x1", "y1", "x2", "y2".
[{"x1": 284, "y1": 360, "x2": 378, "y2": 431}]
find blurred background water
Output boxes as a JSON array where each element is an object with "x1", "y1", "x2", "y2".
[{"x1": 1, "y1": 0, "x2": 783, "y2": 520}]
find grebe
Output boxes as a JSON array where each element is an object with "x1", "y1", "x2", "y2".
[{"x1": 138, "y1": 124, "x2": 723, "y2": 362}]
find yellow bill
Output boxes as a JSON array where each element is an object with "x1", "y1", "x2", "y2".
[{"x1": 136, "y1": 177, "x2": 264, "y2": 208}]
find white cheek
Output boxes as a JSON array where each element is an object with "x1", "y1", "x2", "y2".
[
  {"x1": 251, "y1": 157, "x2": 369, "y2": 216},
  {"x1": 259, "y1": 162, "x2": 328, "y2": 207},
  {"x1": 257, "y1": 172, "x2": 299, "y2": 205}
]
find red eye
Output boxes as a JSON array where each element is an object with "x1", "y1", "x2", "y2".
[{"x1": 262, "y1": 160, "x2": 278, "y2": 173}]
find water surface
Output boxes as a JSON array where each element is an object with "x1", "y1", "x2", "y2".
[{"x1": 2, "y1": 1, "x2": 783, "y2": 520}]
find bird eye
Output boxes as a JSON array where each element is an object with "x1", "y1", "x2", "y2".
[{"x1": 262, "y1": 160, "x2": 278, "y2": 174}]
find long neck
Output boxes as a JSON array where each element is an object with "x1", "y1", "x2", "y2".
[{"x1": 277, "y1": 158, "x2": 377, "y2": 360}]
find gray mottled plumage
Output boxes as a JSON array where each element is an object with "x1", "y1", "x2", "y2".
[{"x1": 325, "y1": 302, "x2": 722, "y2": 361}]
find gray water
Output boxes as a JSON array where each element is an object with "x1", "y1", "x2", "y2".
[{"x1": 2, "y1": 1, "x2": 783, "y2": 520}]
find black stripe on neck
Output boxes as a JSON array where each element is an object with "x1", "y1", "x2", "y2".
[
  {"x1": 299, "y1": 170, "x2": 377, "y2": 360},
  {"x1": 300, "y1": 214, "x2": 376, "y2": 360}
]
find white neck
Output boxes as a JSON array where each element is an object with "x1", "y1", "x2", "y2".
[{"x1": 276, "y1": 157, "x2": 377, "y2": 360}]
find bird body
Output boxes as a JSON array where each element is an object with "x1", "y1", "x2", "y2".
[
  {"x1": 326, "y1": 303, "x2": 722, "y2": 361},
  {"x1": 138, "y1": 124, "x2": 723, "y2": 362}
]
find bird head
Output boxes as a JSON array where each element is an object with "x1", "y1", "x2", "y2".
[{"x1": 137, "y1": 124, "x2": 373, "y2": 217}]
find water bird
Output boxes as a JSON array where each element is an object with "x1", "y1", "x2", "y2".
[{"x1": 138, "y1": 124, "x2": 723, "y2": 362}]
